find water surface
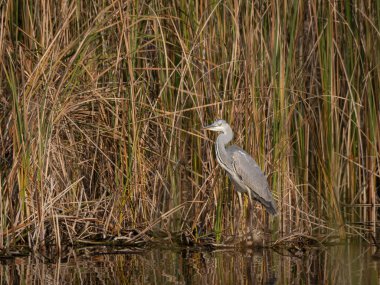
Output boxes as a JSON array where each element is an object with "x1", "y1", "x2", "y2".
[{"x1": 0, "y1": 243, "x2": 378, "y2": 284}]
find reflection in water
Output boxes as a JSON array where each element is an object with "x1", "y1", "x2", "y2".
[{"x1": 0, "y1": 243, "x2": 379, "y2": 284}]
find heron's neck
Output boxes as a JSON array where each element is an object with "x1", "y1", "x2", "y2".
[
  {"x1": 215, "y1": 126, "x2": 234, "y2": 166},
  {"x1": 216, "y1": 129, "x2": 233, "y2": 146}
]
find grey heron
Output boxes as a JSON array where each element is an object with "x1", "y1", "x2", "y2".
[{"x1": 203, "y1": 119, "x2": 277, "y2": 215}]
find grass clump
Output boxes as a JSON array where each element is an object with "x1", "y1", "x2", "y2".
[{"x1": 0, "y1": 0, "x2": 379, "y2": 251}]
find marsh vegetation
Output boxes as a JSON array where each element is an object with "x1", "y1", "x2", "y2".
[{"x1": 0, "y1": 1, "x2": 379, "y2": 251}]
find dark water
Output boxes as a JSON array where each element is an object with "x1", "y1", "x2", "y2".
[{"x1": 0, "y1": 243, "x2": 379, "y2": 284}]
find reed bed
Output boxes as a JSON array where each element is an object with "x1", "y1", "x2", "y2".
[{"x1": 0, "y1": 0, "x2": 379, "y2": 251}]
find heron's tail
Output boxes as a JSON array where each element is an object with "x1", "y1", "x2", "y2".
[
  {"x1": 265, "y1": 202, "x2": 277, "y2": 215},
  {"x1": 260, "y1": 198, "x2": 277, "y2": 215}
]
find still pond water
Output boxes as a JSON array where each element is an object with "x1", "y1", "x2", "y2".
[{"x1": 0, "y1": 243, "x2": 379, "y2": 284}]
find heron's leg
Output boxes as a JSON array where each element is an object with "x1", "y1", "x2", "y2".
[
  {"x1": 236, "y1": 192, "x2": 243, "y2": 238},
  {"x1": 238, "y1": 192, "x2": 243, "y2": 210},
  {"x1": 246, "y1": 190, "x2": 255, "y2": 233},
  {"x1": 247, "y1": 189, "x2": 253, "y2": 206}
]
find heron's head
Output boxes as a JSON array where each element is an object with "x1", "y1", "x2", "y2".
[{"x1": 202, "y1": 119, "x2": 229, "y2": 133}]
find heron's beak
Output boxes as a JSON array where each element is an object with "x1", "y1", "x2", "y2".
[{"x1": 202, "y1": 122, "x2": 216, "y2": 130}]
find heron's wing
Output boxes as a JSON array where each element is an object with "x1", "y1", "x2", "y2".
[{"x1": 227, "y1": 145, "x2": 277, "y2": 215}]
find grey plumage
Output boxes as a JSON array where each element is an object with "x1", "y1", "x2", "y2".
[{"x1": 203, "y1": 119, "x2": 277, "y2": 215}]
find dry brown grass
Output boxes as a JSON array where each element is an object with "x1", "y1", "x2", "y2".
[{"x1": 0, "y1": 0, "x2": 379, "y2": 251}]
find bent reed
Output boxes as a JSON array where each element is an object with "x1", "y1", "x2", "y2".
[{"x1": 0, "y1": 1, "x2": 379, "y2": 251}]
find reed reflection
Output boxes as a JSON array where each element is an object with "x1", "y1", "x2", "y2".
[{"x1": 0, "y1": 244, "x2": 378, "y2": 285}]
